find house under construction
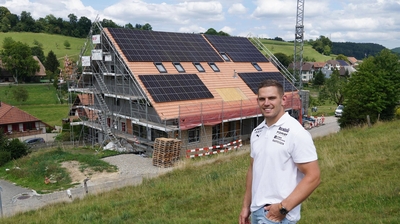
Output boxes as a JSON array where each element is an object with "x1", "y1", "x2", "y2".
[{"x1": 68, "y1": 21, "x2": 303, "y2": 155}]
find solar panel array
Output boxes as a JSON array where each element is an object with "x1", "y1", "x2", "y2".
[
  {"x1": 108, "y1": 28, "x2": 223, "y2": 62},
  {"x1": 238, "y1": 72, "x2": 297, "y2": 94},
  {"x1": 205, "y1": 35, "x2": 268, "y2": 62},
  {"x1": 139, "y1": 74, "x2": 214, "y2": 103}
]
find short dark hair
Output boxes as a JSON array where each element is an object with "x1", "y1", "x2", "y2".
[{"x1": 257, "y1": 79, "x2": 284, "y2": 95}]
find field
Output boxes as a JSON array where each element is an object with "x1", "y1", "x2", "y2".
[
  {"x1": 0, "y1": 120, "x2": 399, "y2": 223},
  {"x1": 259, "y1": 39, "x2": 335, "y2": 62},
  {"x1": 0, "y1": 32, "x2": 85, "y2": 64},
  {"x1": 0, "y1": 84, "x2": 69, "y2": 126}
]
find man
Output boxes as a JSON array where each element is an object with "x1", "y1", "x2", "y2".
[{"x1": 239, "y1": 79, "x2": 320, "y2": 224}]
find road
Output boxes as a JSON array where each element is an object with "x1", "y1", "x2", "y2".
[{"x1": 308, "y1": 116, "x2": 340, "y2": 138}]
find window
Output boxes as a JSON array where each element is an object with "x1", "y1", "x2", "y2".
[
  {"x1": 208, "y1": 62, "x2": 220, "y2": 72},
  {"x1": 121, "y1": 122, "x2": 126, "y2": 132},
  {"x1": 220, "y1": 52, "x2": 230, "y2": 61},
  {"x1": 173, "y1": 62, "x2": 185, "y2": 72},
  {"x1": 193, "y1": 62, "x2": 205, "y2": 72},
  {"x1": 154, "y1": 62, "x2": 167, "y2": 73},
  {"x1": 188, "y1": 127, "x2": 200, "y2": 143},
  {"x1": 252, "y1": 62, "x2": 262, "y2": 71}
]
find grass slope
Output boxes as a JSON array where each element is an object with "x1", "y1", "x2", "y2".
[
  {"x1": 0, "y1": 32, "x2": 85, "y2": 63},
  {"x1": 1, "y1": 120, "x2": 399, "y2": 223},
  {"x1": 0, "y1": 84, "x2": 69, "y2": 126},
  {"x1": 259, "y1": 39, "x2": 334, "y2": 62}
]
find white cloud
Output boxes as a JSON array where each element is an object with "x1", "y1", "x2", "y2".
[
  {"x1": 220, "y1": 26, "x2": 234, "y2": 34},
  {"x1": 228, "y1": 3, "x2": 247, "y2": 14}
]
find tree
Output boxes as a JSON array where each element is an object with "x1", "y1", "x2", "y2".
[
  {"x1": 45, "y1": 50, "x2": 60, "y2": 74},
  {"x1": 141, "y1": 23, "x2": 152, "y2": 31},
  {"x1": 63, "y1": 40, "x2": 70, "y2": 49},
  {"x1": 318, "y1": 69, "x2": 347, "y2": 105},
  {"x1": 274, "y1": 52, "x2": 291, "y2": 67},
  {"x1": 31, "y1": 39, "x2": 45, "y2": 63},
  {"x1": 205, "y1": 28, "x2": 218, "y2": 35},
  {"x1": 313, "y1": 70, "x2": 325, "y2": 86},
  {"x1": 11, "y1": 86, "x2": 29, "y2": 104},
  {"x1": 339, "y1": 49, "x2": 400, "y2": 128},
  {"x1": 1, "y1": 37, "x2": 39, "y2": 83}
]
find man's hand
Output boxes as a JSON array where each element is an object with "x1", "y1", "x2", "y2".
[
  {"x1": 264, "y1": 204, "x2": 285, "y2": 222},
  {"x1": 239, "y1": 207, "x2": 251, "y2": 224}
]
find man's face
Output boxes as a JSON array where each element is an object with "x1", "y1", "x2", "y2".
[{"x1": 257, "y1": 86, "x2": 286, "y2": 124}]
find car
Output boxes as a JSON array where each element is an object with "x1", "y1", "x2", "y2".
[
  {"x1": 24, "y1": 137, "x2": 45, "y2": 145},
  {"x1": 335, "y1": 105, "x2": 344, "y2": 117}
]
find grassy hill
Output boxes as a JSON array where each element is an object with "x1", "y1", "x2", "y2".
[
  {"x1": 0, "y1": 32, "x2": 86, "y2": 64},
  {"x1": 0, "y1": 120, "x2": 399, "y2": 223},
  {"x1": 0, "y1": 84, "x2": 69, "y2": 126},
  {"x1": 0, "y1": 32, "x2": 334, "y2": 64},
  {"x1": 259, "y1": 39, "x2": 334, "y2": 62}
]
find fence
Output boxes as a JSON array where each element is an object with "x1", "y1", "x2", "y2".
[{"x1": 186, "y1": 139, "x2": 242, "y2": 158}]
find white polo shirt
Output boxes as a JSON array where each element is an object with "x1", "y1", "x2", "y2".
[{"x1": 250, "y1": 112, "x2": 318, "y2": 221}]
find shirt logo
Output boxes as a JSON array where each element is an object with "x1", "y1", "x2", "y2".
[{"x1": 272, "y1": 127, "x2": 289, "y2": 145}]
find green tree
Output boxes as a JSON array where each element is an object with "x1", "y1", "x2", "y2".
[
  {"x1": 313, "y1": 70, "x2": 325, "y2": 86},
  {"x1": 205, "y1": 28, "x2": 218, "y2": 35},
  {"x1": 0, "y1": 37, "x2": 40, "y2": 83},
  {"x1": 318, "y1": 69, "x2": 347, "y2": 105},
  {"x1": 63, "y1": 40, "x2": 70, "y2": 49},
  {"x1": 45, "y1": 50, "x2": 60, "y2": 74},
  {"x1": 141, "y1": 23, "x2": 152, "y2": 31},
  {"x1": 31, "y1": 39, "x2": 45, "y2": 63},
  {"x1": 340, "y1": 49, "x2": 400, "y2": 128},
  {"x1": 336, "y1": 54, "x2": 348, "y2": 62},
  {"x1": 274, "y1": 52, "x2": 291, "y2": 67},
  {"x1": 11, "y1": 86, "x2": 29, "y2": 104}
]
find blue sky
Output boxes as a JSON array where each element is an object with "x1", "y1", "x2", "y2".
[{"x1": 2, "y1": 0, "x2": 399, "y2": 50}]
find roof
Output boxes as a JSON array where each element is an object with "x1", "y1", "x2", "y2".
[
  {"x1": 347, "y1": 57, "x2": 358, "y2": 65},
  {"x1": 0, "y1": 56, "x2": 46, "y2": 77},
  {"x1": 288, "y1": 62, "x2": 314, "y2": 71},
  {"x1": 326, "y1": 60, "x2": 339, "y2": 66},
  {"x1": 337, "y1": 60, "x2": 349, "y2": 66},
  {"x1": 103, "y1": 28, "x2": 300, "y2": 124},
  {"x1": 313, "y1": 62, "x2": 326, "y2": 68},
  {"x1": 0, "y1": 102, "x2": 41, "y2": 125}
]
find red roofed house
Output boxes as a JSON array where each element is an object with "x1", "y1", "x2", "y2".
[{"x1": 0, "y1": 102, "x2": 50, "y2": 138}]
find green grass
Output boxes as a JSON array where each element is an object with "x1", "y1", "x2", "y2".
[
  {"x1": 0, "y1": 32, "x2": 85, "y2": 64},
  {"x1": 259, "y1": 39, "x2": 335, "y2": 62},
  {"x1": 0, "y1": 84, "x2": 69, "y2": 126},
  {"x1": 1, "y1": 120, "x2": 399, "y2": 223},
  {"x1": 0, "y1": 147, "x2": 118, "y2": 194}
]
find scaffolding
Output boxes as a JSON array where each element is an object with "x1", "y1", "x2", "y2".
[{"x1": 67, "y1": 19, "x2": 304, "y2": 156}]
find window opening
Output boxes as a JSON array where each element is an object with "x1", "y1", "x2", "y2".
[
  {"x1": 252, "y1": 62, "x2": 262, "y2": 71},
  {"x1": 193, "y1": 62, "x2": 205, "y2": 72},
  {"x1": 188, "y1": 127, "x2": 200, "y2": 143},
  {"x1": 154, "y1": 62, "x2": 167, "y2": 73},
  {"x1": 208, "y1": 62, "x2": 220, "y2": 72},
  {"x1": 220, "y1": 52, "x2": 230, "y2": 61},
  {"x1": 173, "y1": 62, "x2": 185, "y2": 72}
]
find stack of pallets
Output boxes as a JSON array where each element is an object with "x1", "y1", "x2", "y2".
[{"x1": 152, "y1": 138, "x2": 182, "y2": 168}]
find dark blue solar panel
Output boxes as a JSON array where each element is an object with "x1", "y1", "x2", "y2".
[
  {"x1": 108, "y1": 28, "x2": 223, "y2": 62},
  {"x1": 238, "y1": 72, "x2": 297, "y2": 94},
  {"x1": 337, "y1": 60, "x2": 349, "y2": 66},
  {"x1": 205, "y1": 35, "x2": 268, "y2": 62},
  {"x1": 139, "y1": 74, "x2": 214, "y2": 103}
]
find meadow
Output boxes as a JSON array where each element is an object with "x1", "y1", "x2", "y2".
[
  {"x1": 0, "y1": 120, "x2": 399, "y2": 223},
  {"x1": 0, "y1": 32, "x2": 85, "y2": 63},
  {"x1": 0, "y1": 84, "x2": 69, "y2": 126}
]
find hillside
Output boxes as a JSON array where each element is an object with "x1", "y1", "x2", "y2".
[
  {"x1": 1, "y1": 120, "x2": 399, "y2": 223},
  {"x1": 0, "y1": 32, "x2": 86, "y2": 63},
  {"x1": 392, "y1": 47, "x2": 400, "y2": 54}
]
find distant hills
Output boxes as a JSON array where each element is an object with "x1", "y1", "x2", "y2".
[
  {"x1": 391, "y1": 47, "x2": 400, "y2": 54},
  {"x1": 331, "y1": 42, "x2": 389, "y2": 59}
]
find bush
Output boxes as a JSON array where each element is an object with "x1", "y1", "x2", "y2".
[
  {"x1": 395, "y1": 107, "x2": 400, "y2": 119},
  {"x1": 7, "y1": 139, "x2": 29, "y2": 159},
  {"x1": 0, "y1": 151, "x2": 11, "y2": 166}
]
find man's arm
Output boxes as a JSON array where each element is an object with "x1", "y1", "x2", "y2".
[
  {"x1": 266, "y1": 160, "x2": 321, "y2": 220},
  {"x1": 239, "y1": 158, "x2": 253, "y2": 224}
]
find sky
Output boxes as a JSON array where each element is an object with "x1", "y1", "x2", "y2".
[{"x1": 1, "y1": 0, "x2": 400, "y2": 49}]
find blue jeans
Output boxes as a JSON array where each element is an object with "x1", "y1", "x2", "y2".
[{"x1": 251, "y1": 207, "x2": 297, "y2": 224}]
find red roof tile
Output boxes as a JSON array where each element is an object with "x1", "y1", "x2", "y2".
[{"x1": 0, "y1": 102, "x2": 41, "y2": 125}]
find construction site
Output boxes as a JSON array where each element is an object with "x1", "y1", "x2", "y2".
[{"x1": 66, "y1": 1, "x2": 309, "y2": 158}]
